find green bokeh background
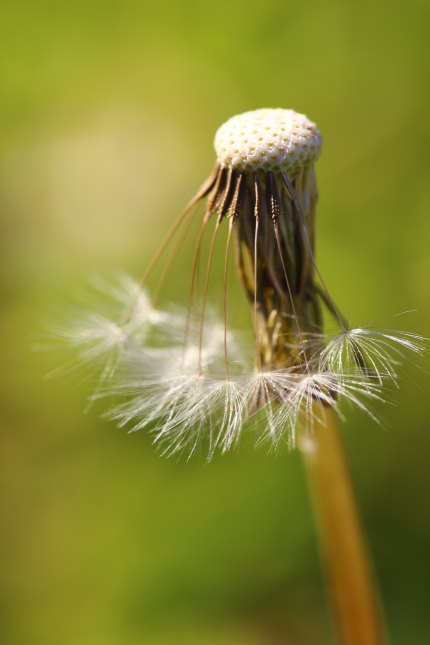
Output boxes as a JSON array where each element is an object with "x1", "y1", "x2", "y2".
[{"x1": 1, "y1": 1, "x2": 429, "y2": 643}]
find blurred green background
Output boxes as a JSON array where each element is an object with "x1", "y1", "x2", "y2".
[{"x1": 1, "y1": 1, "x2": 429, "y2": 643}]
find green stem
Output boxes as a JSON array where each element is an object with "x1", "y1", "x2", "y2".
[{"x1": 299, "y1": 404, "x2": 386, "y2": 645}]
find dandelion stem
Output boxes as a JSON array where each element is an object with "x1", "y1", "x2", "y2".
[{"x1": 300, "y1": 405, "x2": 386, "y2": 645}]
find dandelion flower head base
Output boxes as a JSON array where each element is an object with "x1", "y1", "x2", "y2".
[
  {"x1": 214, "y1": 109, "x2": 322, "y2": 173},
  {"x1": 57, "y1": 108, "x2": 425, "y2": 457}
]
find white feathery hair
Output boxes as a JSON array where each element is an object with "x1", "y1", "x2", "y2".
[
  {"x1": 52, "y1": 271, "x2": 425, "y2": 457},
  {"x1": 320, "y1": 328, "x2": 426, "y2": 383}
]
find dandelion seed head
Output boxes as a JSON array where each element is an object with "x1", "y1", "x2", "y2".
[
  {"x1": 50, "y1": 106, "x2": 425, "y2": 458},
  {"x1": 214, "y1": 108, "x2": 322, "y2": 173}
]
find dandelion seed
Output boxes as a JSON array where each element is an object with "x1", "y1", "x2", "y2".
[
  {"x1": 320, "y1": 328, "x2": 426, "y2": 383},
  {"x1": 49, "y1": 274, "x2": 173, "y2": 388}
]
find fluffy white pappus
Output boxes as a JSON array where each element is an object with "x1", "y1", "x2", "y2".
[
  {"x1": 47, "y1": 313, "x2": 134, "y2": 384},
  {"x1": 102, "y1": 331, "x2": 244, "y2": 388},
  {"x1": 96, "y1": 337, "x2": 247, "y2": 457},
  {"x1": 284, "y1": 370, "x2": 385, "y2": 429},
  {"x1": 86, "y1": 273, "x2": 172, "y2": 338},
  {"x1": 107, "y1": 371, "x2": 247, "y2": 459},
  {"x1": 104, "y1": 346, "x2": 388, "y2": 457},
  {"x1": 154, "y1": 378, "x2": 247, "y2": 458},
  {"x1": 244, "y1": 370, "x2": 297, "y2": 448},
  {"x1": 243, "y1": 368, "x2": 385, "y2": 450},
  {"x1": 52, "y1": 274, "x2": 425, "y2": 458},
  {"x1": 48, "y1": 275, "x2": 176, "y2": 385},
  {"x1": 153, "y1": 306, "x2": 248, "y2": 373},
  {"x1": 320, "y1": 328, "x2": 426, "y2": 383}
]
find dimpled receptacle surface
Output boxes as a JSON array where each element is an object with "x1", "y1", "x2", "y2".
[{"x1": 214, "y1": 108, "x2": 322, "y2": 174}]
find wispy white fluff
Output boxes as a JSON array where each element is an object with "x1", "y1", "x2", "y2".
[
  {"x1": 48, "y1": 275, "x2": 174, "y2": 384},
  {"x1": 320, "y1": 328, "x2": 426, "y2": 382},
  {"x1": 51, "y1": 275, "x2": 425, "y2": 458},
  {"x1": 242, "y1": 368, "x2": 385, "y2": 450},
  {"x1": 103, "y1": 342, "x2": 247, "y2": 457}
]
